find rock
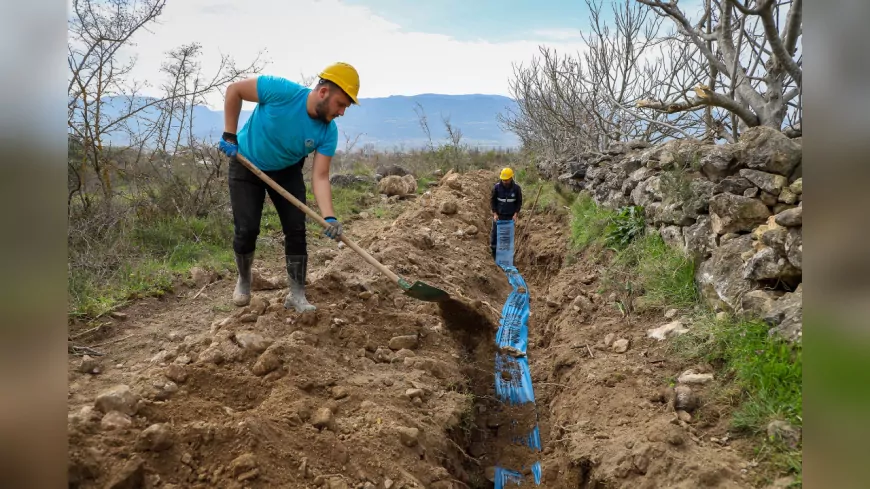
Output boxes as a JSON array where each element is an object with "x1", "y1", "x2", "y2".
[
  {"x1": 105, "y1": 457, "x2": 144, "y2": 489},
  {"x1": 774, "y1": 207, "x2": 802, "y2": 227},
  {"x1": 384, "y1": 478, "x2": 396, "y2": 489},
  {"x1": 713, "y1": 176, "x2": 754, "y2": 195},
  {"x1": 743, "y1": 247, "x2": 801, "y2": 282},
  {"x1": 741, "y1": 290, "x2": 778, "y2": 317},
  {"x1": 673, "y1": 385, "x2": 699, "y2": 412},
  {"x1": 389, "y1": 335, "x2": 419, "y2": 350},
  {"x1": 79, "y1": 355, "x2": 100, "y2": 374},
  {"x1": 766, "y1": 476, "x2": 799, "y2": 489},
  {"x1": 709, "y1": 194, "x2": 771, "y2": 235},
  {"x1": 739, "y1": 169, "x2": 788, "y2": 195},
  {"x1": 788, "y1": 178, "x2": 802, "y2": 195},
  {"x1": 677, "y1": 370, "x2": 714, "y2": 385},
  {"x1": 612, "y1": 338, "x2": 630, "y2": 353},
  {"x1": 778, "y1": 187, "x2": 799, "y2": 204},
  {"x1": 375, "y1": 164, "x2": 410, "y2": 179},
  {"x1": 763, "y1": 287, "x2": 802, "y2": 341},
  {"x1": 229, "y1": 453, "x2": 258, "y2": 477},
  {"x1": 603, "y1": 333, "x2": 616, "y2": 347},
  {"x1": 743, "y1": 187, "x2": 759, "y2": 198},
  {"x1": 738, "y1": 126, "x2": 802, "y2": 176},
  {"x1": 392, "y1": 349, "x2": 415, "y2": 363},
  {"x1": 404, "y1": 388, "x2": 425, "y2": 400},
  {"x1": 700, "y1": 144, "x2": 741, "y2": 181},
  {"x1": 331, "y1": 386, "x2": 349, "y2": 400},
  {"x1": 572, "y1": 294, "x2": 594, "y2": 313},
  {"x1": 377, "y1": 175, "x2": 416, "y2": 196},
  {"x1": 439, "y1": 200, "x2": 458, "y2": 215},
  {"x1": 676, "y1": 410, "x2": 693, "y2": 423},
  {"x1": 767, "y1": 420, "x2": 801, "y2": 449},
  {"x1": 759, "y1": 222, "x2": 789, "y2": 256},
  {"x1": 327, "y1": 477, "x2": 349, "y2": 489},
  {"x1": 374, "y1": 347, "x2": 394, "y2": 363},
  {"x1": 759, "y1": 191, "x2": 778, "y2": 206},
  {"x1": 664, "y1": 309, "x2": 678, "y2": 319},
  {"x1": 397, "y1": 426, "x2": 420, "y2": 447},
  {"x1": 359, "y1": 290, "x2": 373, "y2": 300},
  {"x1": 289, "y1": 330, "x2": 318, "y2": 346},
  {"x1": 251, "y1": 270, "x2": 284, "y2": 291},
  {"x1": 190, "y1": 266, "x2": 214, "y2": 287},
  {"x1": 101, "y1": 411, "x2": 133, "y2": 430},
  {"x1": 164, "y1": 364, "x2": 188, "y2": 384},
  {"x1": 785, "y1": 228, "x2": 802, "y2": 270},
  {"x1": 95, "y1": 385, "x2": 140, "y2": 416},
  {"x1": 683, "y1": 216, "x2": 716, "y2": 260},
  {"x1": 136, "y1": 423, "x2": 174, "y2": 451},
  {"x1": 252, "y1": 350, "x2": 282, "y2": 376},
  {"x1": 464, "y1": 225, "x2": 479, "y2": 236},
  {"x1": 647, "y1": 320, "x2": 688, "y2": 341},
  {"x1": 630, "y1": 176, "x2": 659, "y2": 208},
  {"x1": 444, "y1": 173, "x2": 463, "y2": 190},
  {"x1": 696, "y1": 235, "x2": 757, "y2": 312},
  {"x1": 311, "y1": 408, "x2": 335, "y2": 431},
  {"x1": 660, "y1": 225, "x2": 685, "y2": 250},
  {"x1": 234, "y1": 331, "x2": 272, "y2": 354},
  {"x1": 330, "y1": 173, "x2": 373, "y2": 187}
]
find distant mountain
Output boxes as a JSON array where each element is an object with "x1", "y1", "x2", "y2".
[{"x1": 86, "y1": 93, "x2": 521, "y2": 150}]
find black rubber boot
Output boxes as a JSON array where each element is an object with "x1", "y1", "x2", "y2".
[
  {"x1": 232, "y1": 252, "x2": 254, "y2": 306},
  {"x1": 284, "y1": 255, "x2": 316, "y2": 312}
]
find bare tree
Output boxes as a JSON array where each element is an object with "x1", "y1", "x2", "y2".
[
  {"x1": 413, "y1": 102, "x2": 435, "y2": 152},
  {"x1": 500, "y1": 0, "x2": 705, "y2": 157},
  {"x1": 501, "y1": 0, "x2": 802, "y2": 158},
  {"x1": 67, "y1": 0, "x2": 264, "y2": 208},
  {"x1": 635, "y1": 0, "x2": 802, "y2": 137}
]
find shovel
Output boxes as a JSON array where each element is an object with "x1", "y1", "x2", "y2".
[{"x1": 235, "y1": 153, "x2": 450, "y2": 303}]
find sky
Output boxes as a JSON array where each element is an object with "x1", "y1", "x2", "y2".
[{"x1": 118, "y1": 0, "x2": 601, "y2": 109}]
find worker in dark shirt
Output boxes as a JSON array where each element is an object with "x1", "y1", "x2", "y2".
[{"x1": 490, "y1": 167, "x2": 523, "y2": 259}]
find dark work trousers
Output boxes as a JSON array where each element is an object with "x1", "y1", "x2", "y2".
[
  {"x1": 228, "y1": 155, "x2": 308, "y2": 257},
  {"x1": 490, "y1": 214, "x2": 514, "y2": 257}
]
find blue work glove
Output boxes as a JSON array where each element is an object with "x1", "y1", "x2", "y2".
[
  {"x1": 323, "y1": 216, "x2": 343, "y2": 240},
  {"x1": 219, "y1": 132, "x2": 238, "y2": 157}
]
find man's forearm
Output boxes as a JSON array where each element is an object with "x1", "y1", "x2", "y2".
[
  {"x1": 312, "y1": 175, "x2": 335, "y2": 218},
  {"x1": 224, "y1": 87, "x2": 243, "y2": 134}
]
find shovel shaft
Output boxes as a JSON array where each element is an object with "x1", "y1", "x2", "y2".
[{"x1": 235, "y1": 154, "x2": 403, "y2": 285}]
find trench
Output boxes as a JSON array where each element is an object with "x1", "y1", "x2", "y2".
[{"x1": 437, "y1": 218, "x2": 546, "y2": 488}]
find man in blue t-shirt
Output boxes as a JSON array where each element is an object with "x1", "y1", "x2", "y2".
[{"x1": 218, "y1": 62, "x2": 360, "y2": 312}]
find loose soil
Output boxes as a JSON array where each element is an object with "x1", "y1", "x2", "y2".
[{"x1": 68, "y1": 170, "x2": 766, "y2": 489}]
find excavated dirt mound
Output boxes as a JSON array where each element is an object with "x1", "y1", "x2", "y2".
[{"x1": 68, "y1": 169, "x2": 763, "y2": 489}]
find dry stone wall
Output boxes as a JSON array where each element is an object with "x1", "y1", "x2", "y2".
[{"x1": 537, "y1": 126, "x2": 803, "y2": 342}]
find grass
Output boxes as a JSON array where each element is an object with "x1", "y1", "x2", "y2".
[
  {"x1": 68, "y1": 213, "x2": 238, "y2": 319},
  {"x1": 567, "y1": 192, "x2": 803, "y2": 484},
  {"x1": 568, "y1": 192, "x2": 619, "y2": 251},
  {"x1": 672, "y1": 313, "x2": 803, "y2": 484},
  {"x1": 515, "y1": 164, "x2": 576, "y2": 214},
  {"x1": 69, "y1": 178, "x2": 384, "y2": 320}
]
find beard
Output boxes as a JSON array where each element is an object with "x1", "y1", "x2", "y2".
[{"x1": 313, "y1": 97, "x2": 332, "y2": 123}]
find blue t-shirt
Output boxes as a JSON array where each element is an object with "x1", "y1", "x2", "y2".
[{"x1": 237, "y1": 75, "x2": 338, "y2": 171}]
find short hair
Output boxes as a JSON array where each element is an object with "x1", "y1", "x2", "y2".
[
  {"x1": 317, "y1": 78, "x2": 341, "y2": 91},
  {"x1": 317, "y1": 78, "x2": 352, "y2": 101}
]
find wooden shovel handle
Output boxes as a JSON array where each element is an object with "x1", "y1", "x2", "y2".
[{"x1": 235, "y1": 153, "x2": 402, "y2": 285}]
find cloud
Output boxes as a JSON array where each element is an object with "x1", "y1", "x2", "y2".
[
  {"x1": 531, "y1": 28, "x2": 585, "y2": 41},
  {"x1": 117, "y1": 0, "x2": 590, "y2": 109}
]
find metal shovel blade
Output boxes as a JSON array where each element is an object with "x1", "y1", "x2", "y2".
[{"x1": 399, "y1": 278, "x2": 451, "y2": 302}]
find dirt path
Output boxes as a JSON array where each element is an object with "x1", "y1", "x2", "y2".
[{"x1": 68, "y1": 170, "x2": 763, "y2": 488}]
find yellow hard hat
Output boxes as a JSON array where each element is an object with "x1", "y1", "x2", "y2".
[
  {"x1": 500, "y1": 167, "x2": 514, "y2": 180},
  {"x1": 319, "y1": 62, "x2": 360, "y2": 104}
]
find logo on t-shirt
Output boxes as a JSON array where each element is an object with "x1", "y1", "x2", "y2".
[{"x1": 305, "y1": 139, "x2": 315, "y2": 149}]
